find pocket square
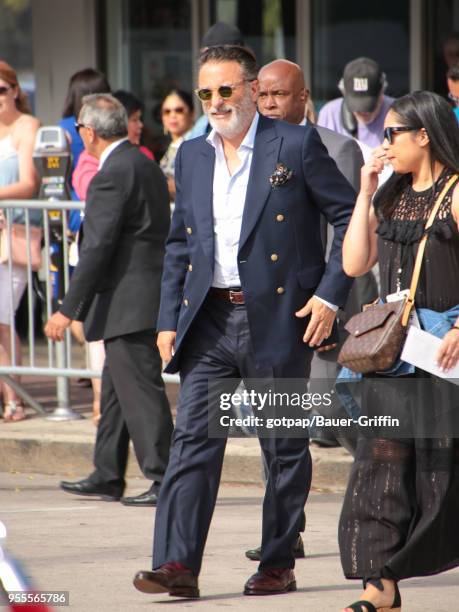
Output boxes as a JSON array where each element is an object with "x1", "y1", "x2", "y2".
[{"x1": 269, "y1": 163, "x2": 293, "y2": 188}]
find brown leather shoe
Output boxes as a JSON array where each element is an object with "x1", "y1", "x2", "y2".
[
  {"x1": 244, "y1": 568, "x2": 296, "y2": 595},
  {"x1": 133, "y1": 563, "x2": 199, "y2": 598}
]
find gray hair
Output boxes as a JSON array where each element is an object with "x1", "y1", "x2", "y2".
[{"x1": 79, "y1": 93, "x2": 128, "y2": 139}]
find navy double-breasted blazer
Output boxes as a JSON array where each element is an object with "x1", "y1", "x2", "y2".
[{"x1": 157, "y1": 114, "x2": 356, "y2": 373}]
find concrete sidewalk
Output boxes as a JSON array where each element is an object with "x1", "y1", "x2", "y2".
[
  {"x1": 1, "y1": 472, "x2": 458, "y2": 611},
  {"x1": 0, "y1": 376, "x2": 353, "y2": 490}
]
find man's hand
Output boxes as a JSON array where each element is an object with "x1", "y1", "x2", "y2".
[
  {"x1": 295, "y1": 296, "x2": 337, "y2": 347},
  {"x1": 157, "y1": 331, "x2": 177, "y2": 363},
  {"x1": 44, "y1": 312, "x2": 72, "y2": 342}
]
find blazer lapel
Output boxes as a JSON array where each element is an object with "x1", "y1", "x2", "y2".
[
  {"x1": 238, "y1": 116, "x2": 281, "y2": 252},
  {"x1": 191, "y1": 139, "x2": 215, "y2": 262}
]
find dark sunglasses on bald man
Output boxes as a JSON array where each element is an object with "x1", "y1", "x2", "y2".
[{"x1": 383, "y1": 126, "x2": 418, "y2": 144}]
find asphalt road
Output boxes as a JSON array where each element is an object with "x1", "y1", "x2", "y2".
[{"x1": 1, "y1": 472, "x2": 458, "y2": 611}]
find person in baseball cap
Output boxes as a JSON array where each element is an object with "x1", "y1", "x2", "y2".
[
  {"x1": 318, "y1": 56, "x2": 394, "y2": 148},
  {"x1": 341, "y1": 57, "x2": 386, "y2": 113}
]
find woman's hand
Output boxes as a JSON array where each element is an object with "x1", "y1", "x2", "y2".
[
  {"x1": 360, "y1": 146, "x2": 387, "y2": 198},
  {"x1": 436, "y1": 328, "x2": 459, "y2": 372}
]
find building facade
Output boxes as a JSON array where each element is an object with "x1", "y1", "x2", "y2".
[{"x1": 1, "y1": 0, "x2": 458, "y2": 131}]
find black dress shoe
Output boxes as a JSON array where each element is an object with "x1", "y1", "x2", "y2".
[
  {"x1": 311, "y1": 436, "x2": 340, "y2": 448},
  {"x1": 133, "y1": 563, "x2": 199, "y2": 598},
  {"x1": 60, "y1": 478, "x2": 123, "y2": 501},
  {"x1": 121, "y1": 483, "x2": 160, "y2": 506},
  {"x1": 245, "y1": 535, "x2": 305, "y2": 561}
]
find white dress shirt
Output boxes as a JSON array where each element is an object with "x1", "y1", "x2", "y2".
[
  {"x1": 206, "y1": 112, "x2": 338, "y2": 311},
  {"x1": 207, "y1": 112, "x2": 259, "y2": 288},
  {"x1": 98, "y1": 137, "x2": 128, "y2": 170}
]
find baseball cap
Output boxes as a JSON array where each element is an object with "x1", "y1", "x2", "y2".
[
  {"x1": 201, "y1": 22, "x2": 244, "y2": 48},
  {"x1": 342, "y1": 57, "x2": 385, "y2": 113}
]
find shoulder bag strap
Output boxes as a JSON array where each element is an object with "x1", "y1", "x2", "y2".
[{"x1": 402, "y1": 173, "x2": 459, "y2": 326}]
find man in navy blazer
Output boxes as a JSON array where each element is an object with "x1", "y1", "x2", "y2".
[{"x1": 134, "y1": 45, "x2": 356, "y2": 599}]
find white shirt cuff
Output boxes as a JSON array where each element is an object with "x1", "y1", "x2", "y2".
[{"x1": 314, "y1": 295, "x2": 339, "y2": 312}]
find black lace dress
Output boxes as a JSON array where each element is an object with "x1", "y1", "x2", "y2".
[{"x1": 339, "y1": 169, "x2": 459, "y2": 582}]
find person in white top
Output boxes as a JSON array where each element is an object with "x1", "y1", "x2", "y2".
[{"x1": 0, "y1": 60, "x2": 39, "y2": 422}]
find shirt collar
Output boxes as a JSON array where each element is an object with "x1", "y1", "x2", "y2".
[
  {"x1": 206, "y1": 111, "x2": 259, "y2": 151},
  {"x1": 98, "y1": 137, "x2": 129, "y2": 169}
]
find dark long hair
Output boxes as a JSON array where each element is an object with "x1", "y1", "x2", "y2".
[
  {"x1": 161, "y1": 88, "x2": 194, "y2": 114},
  {"x1": 62, "y1": 68, "x2": 110, "y2": 118},
  {"x1": 112, "y1": 89, "x2": 144, "y2": 117},
  {"x1": 374, "y1": 90, "x2": 459, "y2": 218}
]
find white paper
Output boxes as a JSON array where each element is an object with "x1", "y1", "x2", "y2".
[{"x1": 401, "y1": 326, "x2": 459, "y2": 384}]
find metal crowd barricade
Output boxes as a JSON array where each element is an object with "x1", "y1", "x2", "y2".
[{"x1": 0, "y1": 199, "x2": 178, "y2": 421}]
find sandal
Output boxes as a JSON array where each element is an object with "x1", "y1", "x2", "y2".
[
  {"x1": 3, "y1": 400, "x2": 27, "y2": 422},
  {"x1": 345, "y1": 579, "x2": 401, "y2": 612}
]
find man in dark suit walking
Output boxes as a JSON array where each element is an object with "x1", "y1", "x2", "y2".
[
  {"x1": 133, "y1": 45, "x2": 355, "y2": 599},
  {"x1": 45, "y1": 93, "x2": 173, "y2": 507}
]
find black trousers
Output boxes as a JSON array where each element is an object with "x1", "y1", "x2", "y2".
[
  {"x1": 152, "y1": 295, "x2": 313, "y2": 575},
  {"x1": 89, "y1": 329, "x2": 173, "y2": 488}
]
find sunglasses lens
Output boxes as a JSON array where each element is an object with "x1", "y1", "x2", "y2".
[
  {"x1": 198, "y1": 89, "x2": 212, "y2": 101},
  {"x1": 219, "y1": 86, "x2": 233, "y2": 98}
]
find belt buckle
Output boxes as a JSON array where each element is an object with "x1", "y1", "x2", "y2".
[{"x1": 229, "y1": 290, "x2": 241, "y2": 304}]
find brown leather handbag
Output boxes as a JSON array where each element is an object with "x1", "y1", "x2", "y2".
[{"x1": 338, "y1": 173, "x2": 458, "y2": 374}]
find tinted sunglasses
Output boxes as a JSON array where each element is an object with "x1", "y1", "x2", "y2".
[
  {"x1": 0, "y1": 85, "x2": 11, "y2": 95},
  {"x1": 162, "y1": 107, "x2": 186, "y2": 115},
  {"x1": 383, "y1": 126, "x2": 418, "y2": 144},
  {"x1": 195, "y1": 80, "x2": 247, "y2": 101}
]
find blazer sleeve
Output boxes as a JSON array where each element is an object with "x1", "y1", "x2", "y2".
[
  {"x1": 332, "y1": 137, "x2": 364, "y2": 193},
  {"x1": 301, "y1": 126, "x2": 355, "y2": 307},
  {"x1": 59, "y1": 172, "x2": 126, "y2": 320},
  {"x1": 156, "y1": 145, "x2": 190, "y2": 331}
]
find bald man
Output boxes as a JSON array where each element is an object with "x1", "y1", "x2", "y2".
[
  {"x1": 243, "y1": 59, "x2": 378, "y2": 562},
  {"x1": 258, "y1": 59, "x2": 378, "y2": 374},
  {"x1": 258, "y1": 59, "x2": 363, "y2": 191}
]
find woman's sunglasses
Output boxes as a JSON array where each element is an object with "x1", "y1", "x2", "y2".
[
  {"x1": 0, "y1": 85, "x2": 11, "y2": 96},
  {"x1": 162, "y1": 107, "x2": 186, "y2": 115},
  {"x1": 195, "y1": 80, "x2": 247, "y2": 101},
  {"x1": 383, "y1": 126, "x2": 418, "y2": 144}
]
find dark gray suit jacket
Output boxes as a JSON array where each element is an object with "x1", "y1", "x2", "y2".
[{"x1": 60, "y1": 141, "x2": 170, "y2": 341}]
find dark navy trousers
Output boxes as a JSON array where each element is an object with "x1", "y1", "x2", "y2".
[{"x1": 152, "y1": 294, "x2": 313, "y2": 574}]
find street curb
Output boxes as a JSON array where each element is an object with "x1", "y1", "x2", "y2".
[{"x1": 0, "y1": 432, "x2": 352, "y2": 490}]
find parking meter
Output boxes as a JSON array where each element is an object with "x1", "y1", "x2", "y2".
[{"x1": 33, "y1": 126, "x2": 72, "y2": 305}]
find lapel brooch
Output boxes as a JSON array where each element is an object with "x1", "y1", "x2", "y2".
[{"x1": 269, "y1": 162, "x2": 293, "y2": 188}]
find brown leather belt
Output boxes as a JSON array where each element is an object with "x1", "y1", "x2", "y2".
[{"x1": 209, "y1": 287, "x2": 245, "y2": 304}]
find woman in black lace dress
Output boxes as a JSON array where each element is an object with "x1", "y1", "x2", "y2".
[{"x1": 339, "y1": 91, "x2": 459, "y2": 611}]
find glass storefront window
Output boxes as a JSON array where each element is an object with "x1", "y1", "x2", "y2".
[
  {"x1": 0, "y1": 0, "x2": 35, "y2": 111},
  {"x1": 210, "y1": 0, "x2": 296, "y2": 65},
  {"x1": 106, "y1": 0, "x2": 193, "y2": 158},
  {"x1": 311, "y1": 0, "x2": 409, "y2": 109},
  {"x1": 426, "y1": 0, "x2": 459, "y2": 96}
]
